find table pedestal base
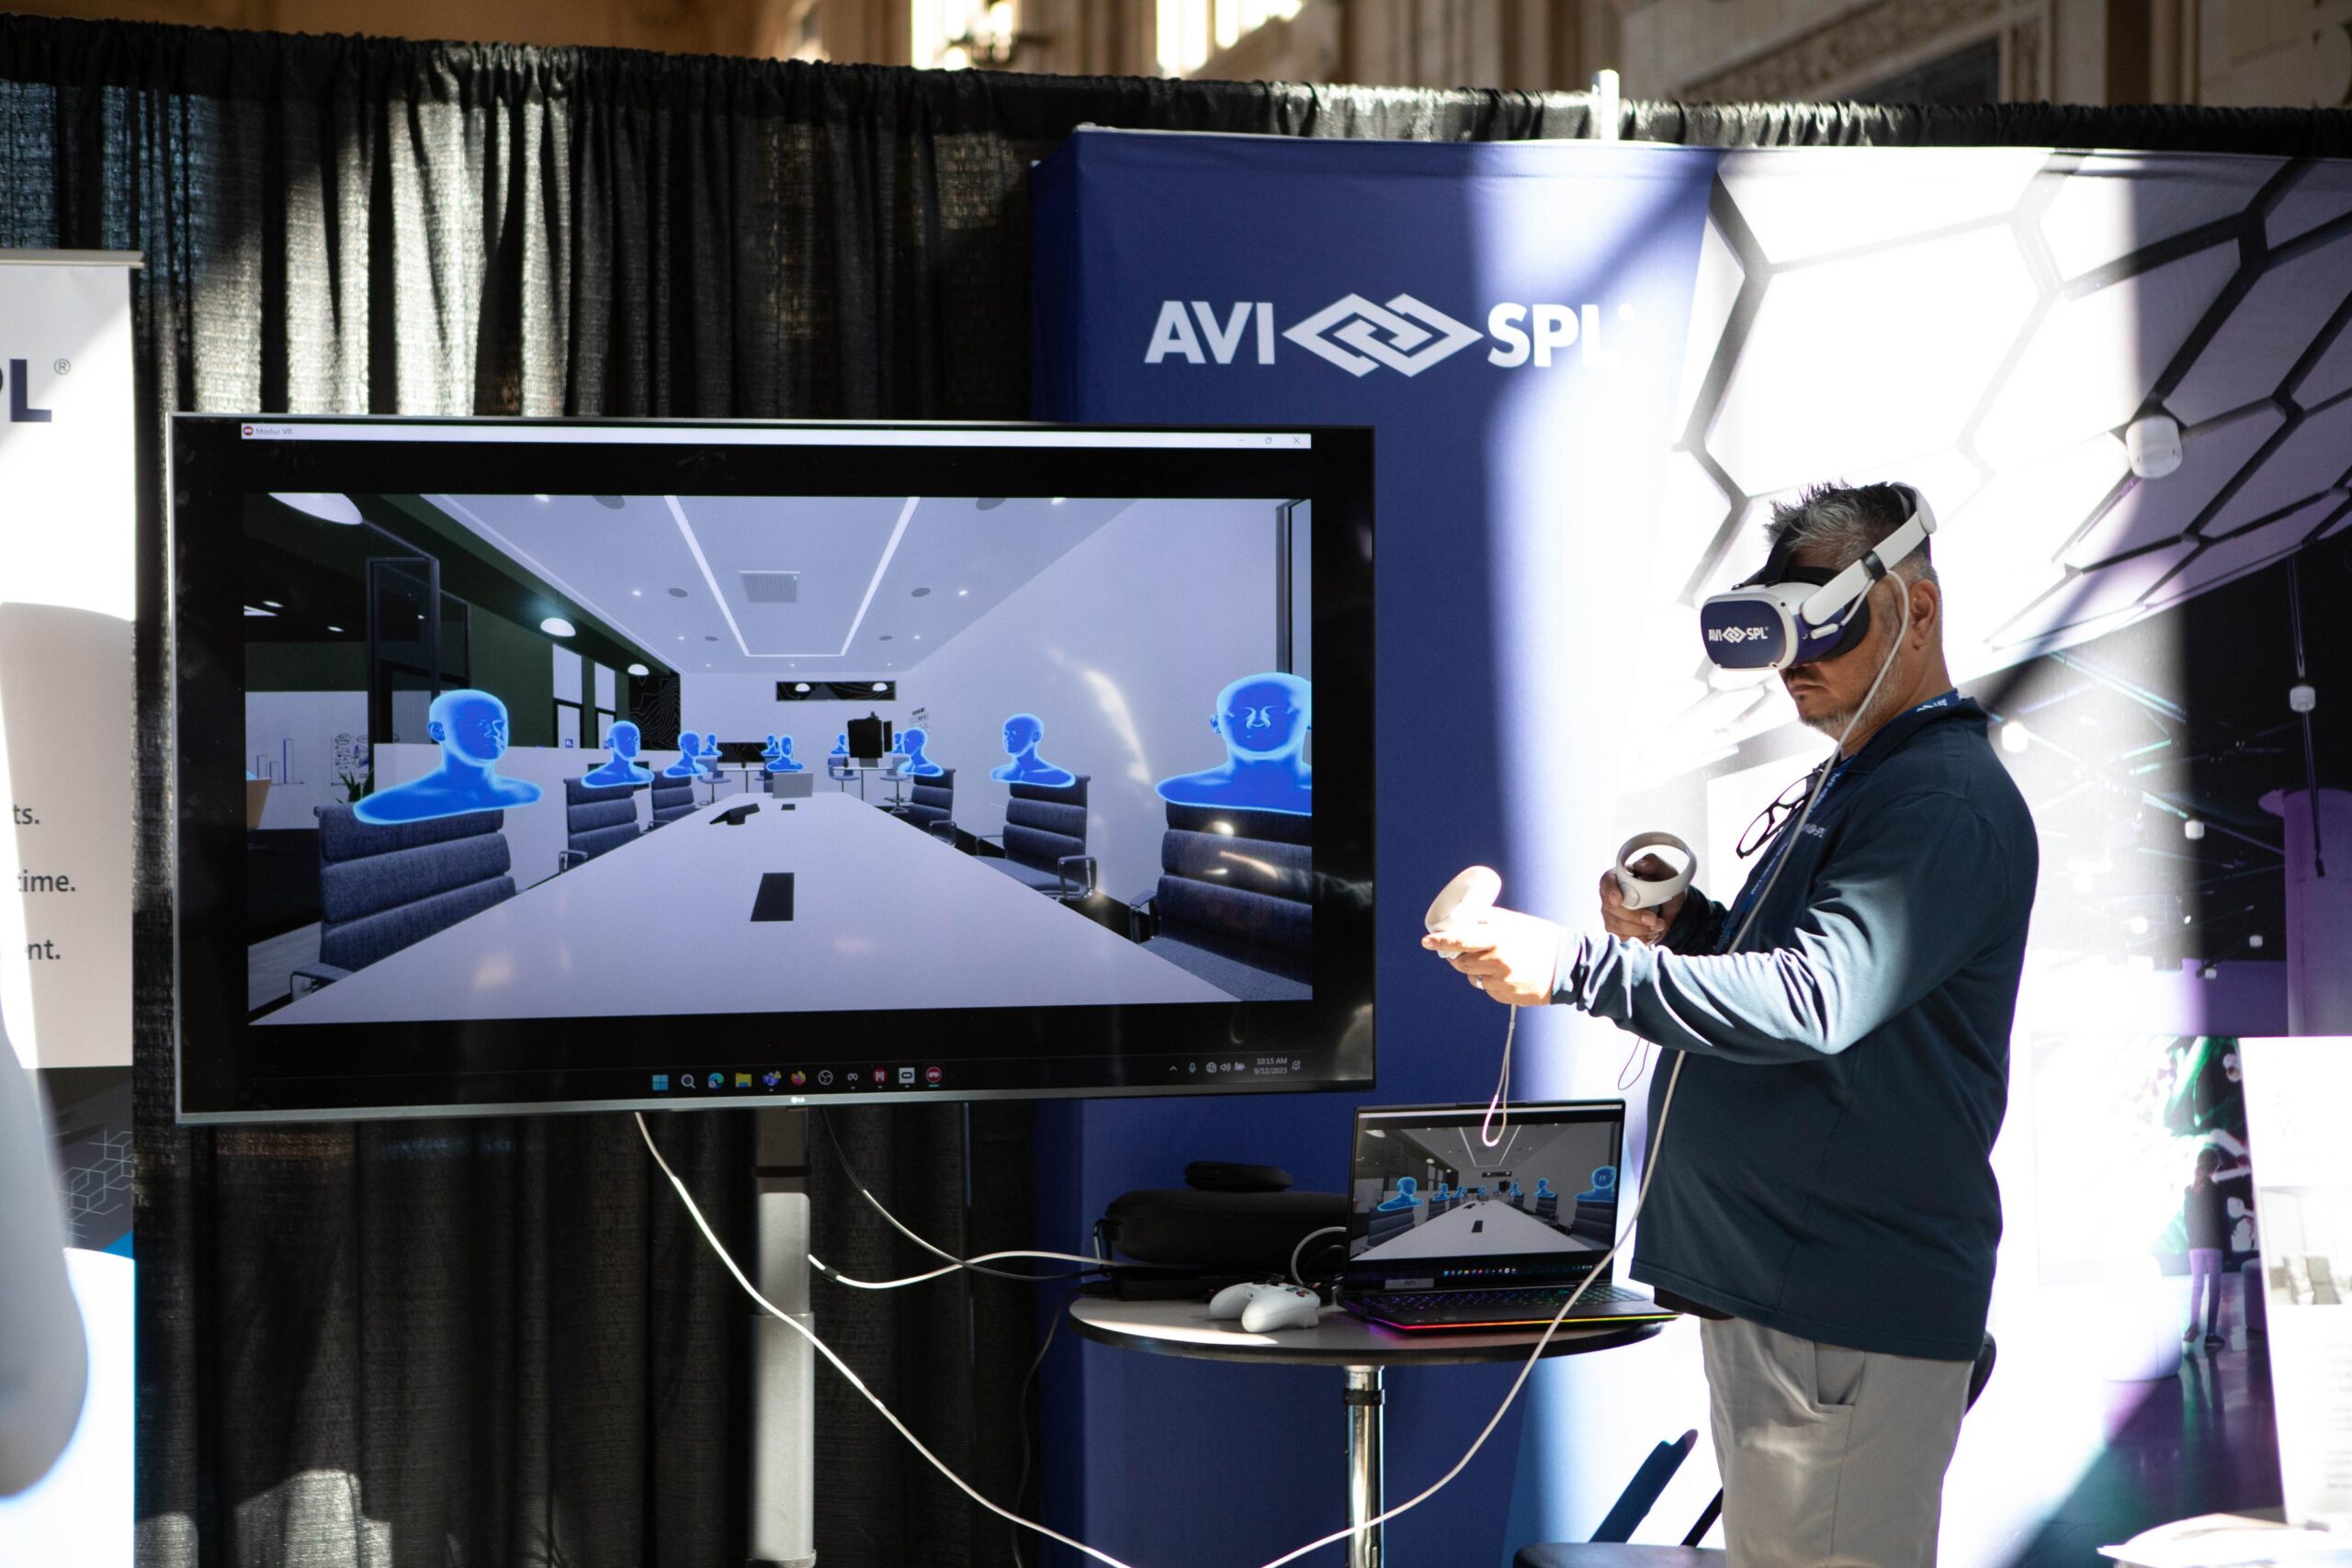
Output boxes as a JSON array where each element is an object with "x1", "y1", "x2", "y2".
[{"x1": 1345, "y1": 1365, "x2": 1384, "y2": 1568}]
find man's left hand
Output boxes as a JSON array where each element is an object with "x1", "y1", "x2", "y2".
[{"x1": 1421, "y1": 906, "x2": 1566, "y2": 1007}]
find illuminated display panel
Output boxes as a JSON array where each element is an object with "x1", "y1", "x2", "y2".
[{"x1": 174, "y1": 419, "x2": 1372, "y2": 1122}]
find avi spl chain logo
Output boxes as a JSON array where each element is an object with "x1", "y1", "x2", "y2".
[
  {"x1": 1144, "y1": 295, "x2": 1630, "y2": 378},
  {"x1": 1705, "y1": 625, "x2": 1770, "y2": 645}
]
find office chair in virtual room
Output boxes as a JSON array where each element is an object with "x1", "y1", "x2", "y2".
[
  {"x1": 1130, "y1": 802, "x2": 1313, "y2": 1002},
  {"x1": 983, "y1": 774, "x2": 1096, "y2": 900},
  {"x1": 1511, "y1": 1336, "x2": 1997, "y2": 1567},
  {"x1": 900, "y1": 766, "x2": 957, "y2": 843},
  {"x1": 290, "y1": 803, "x2": 518, "y2": 996},
  {"x1": 649, "y1": 773, "x2": 696, "y2": 827},
  {"x1": 558, "y1": 776, "x2": 644, "y2": 871}
]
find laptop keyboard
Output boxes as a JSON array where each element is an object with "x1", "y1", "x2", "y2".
[{"x1": 1356, "y1": 1283, "x2": 1660, "y2": 1327}]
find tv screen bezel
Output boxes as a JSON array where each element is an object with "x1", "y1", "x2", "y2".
[{"x1": 172, "y1": 417, "x2": 1375, "y2": 1123}]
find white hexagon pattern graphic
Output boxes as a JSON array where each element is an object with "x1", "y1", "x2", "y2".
[{"x1": 1648, "y1": 149, "x2": 2352, "y2": 761}]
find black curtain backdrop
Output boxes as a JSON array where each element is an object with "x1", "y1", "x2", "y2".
[{"x1": 0, "y1": 14, "x2": 2346, "y2": 1568}]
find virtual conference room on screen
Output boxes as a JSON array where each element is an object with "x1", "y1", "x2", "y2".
[{"x1": 242, "y1": 491, "x2": 1318, "y2": 1027}]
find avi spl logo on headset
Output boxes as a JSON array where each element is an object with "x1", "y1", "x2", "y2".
[
  {"x1": 1706, "y1": 625, "x2": 1770, "y2": 644},
  {"x1": 1143, "y1": 296, "x2": 1631, "y2": 377}
]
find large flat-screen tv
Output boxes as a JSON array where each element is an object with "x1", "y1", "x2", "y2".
[{"x1": 172, "y1": 418, "x2": 1374, "y2": 1122}]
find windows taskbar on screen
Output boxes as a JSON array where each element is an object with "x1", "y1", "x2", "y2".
[{"x1": 198, "y1": 1047, "x2": 1358, "y2": 1122}]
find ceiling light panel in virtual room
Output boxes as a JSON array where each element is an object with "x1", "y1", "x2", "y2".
[{"x1": 420, "y1": 494, "x2": 1135, "y2": 673}]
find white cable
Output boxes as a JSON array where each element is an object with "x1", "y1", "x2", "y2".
[
  {"x1": 851, "y1": 1190, "x2": 1112, "y2": 1271},
  {"x1": 1290, "y1": 1224, "x2": 1348, "y2": 1287},
  {"x1": 1479, "y1": 1004, "x2": 1516, "y2": 1147},
  {"x1": 813, "y1": 1252, "x2": 1107, "y2": 1291},
  {"x1": 816, "y1": 1110, "x2": 1170, "y2": 1282},
  {"x1": 635, "y1": 1112, "x2": 1148, "y2": 1568}
]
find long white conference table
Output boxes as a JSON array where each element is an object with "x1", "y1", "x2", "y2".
[{"x1": 266, "y1": 792, "x2": 1234, "y2": 1025}]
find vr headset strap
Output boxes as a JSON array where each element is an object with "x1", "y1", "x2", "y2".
[{"x1": 1797, "y1": 491, "x2": 1936, "y2": 632}]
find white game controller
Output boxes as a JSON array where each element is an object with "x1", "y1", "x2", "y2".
[
  {"x1": 1425, "y1": 864, "x2": 1503, "y2": 934},
  {"x1": 1611, "y1": 832, "x2": 1695, "y2": 912},
  {"x1": 1207, "y1": 1280, "x2": 1323, "y2": 1333}
]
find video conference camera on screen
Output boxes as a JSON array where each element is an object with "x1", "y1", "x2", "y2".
[{"x1": 171, "y1": 419, "x2": 1374, "y2": 1123}]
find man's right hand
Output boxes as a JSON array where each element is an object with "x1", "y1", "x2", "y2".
[{"x1": 1598, "y1": 854, "x2": 1685, "y2": 945}]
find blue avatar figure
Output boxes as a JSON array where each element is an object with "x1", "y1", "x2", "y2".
[
  {"x1": 1508, "y1": 1181, "x2": 1526, "y2": 1206},
  {"x1": 831, "y1": 733, "x2": 849, "y2": 756},
  {"x1": 1156, "y1": 671, "x2": 1313, "y2": 817},
  {"x1": 1533, "y1": 1179, "x2": 1557, "y2": 1201},
  {"x1": 763, "y1": 735, "x2": 806, "y2": 774},
  {"x1": 1577, "y1": 1167, "x2": 1618, "y2": 1202},
  {"x1": 989, "y1": 713, "x2": 1076, "y2": 787},
  {"x1": 664, "y1": 731, "x2": 707, "y2": 779},
  {"x1": 582, "y1": 720, "x2": 655, "y2": 789},
  {"x1": 697, "y1": 731, "x2": 723, "y2": 775},
  {"x1": 355, "y1": 689, "x2": 543, "y2": 825},
  {"x1": 1374, "y1": 1176, "x2": 1423, "y2": 1213},
  {"x1": 898, "y1": 727, "x2": 943, "y2": 777}
]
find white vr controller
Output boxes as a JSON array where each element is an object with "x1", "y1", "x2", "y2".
[
  {"x1": 1611, "y1": 832, "x2": 1695, "y2": 912},
  {"x1": 1424, "y1": 864, "x2": 1502, "y2": 933},
  {"x1": 1424, "y1": 838, "x2": 1693, "y2": 932},
  {"x1": 1207, "y1": 1280, "x2": 1323, "y2": 1333}
]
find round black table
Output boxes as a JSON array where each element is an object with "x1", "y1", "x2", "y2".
[{"x1": 1068, "y1": 1296, "x2": 1665, "y2": 1568}]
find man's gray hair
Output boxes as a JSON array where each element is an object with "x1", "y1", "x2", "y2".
[{"x1": 1765, "y1": 481, "x2": 1938, "y2": 585}]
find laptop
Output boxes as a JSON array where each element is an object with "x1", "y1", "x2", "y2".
[{"x1": 1338, "y1": 1100, "x2": 1679, "y2": 1332}]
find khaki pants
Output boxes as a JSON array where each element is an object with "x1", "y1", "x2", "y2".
[{"x1": 1700, "y1": 1316, "x2": 1973, "y2": 1568}]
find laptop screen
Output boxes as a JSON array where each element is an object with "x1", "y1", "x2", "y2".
[{"x1": 1344, "y1": 1102, "x2": 1626, "y2": 1292}]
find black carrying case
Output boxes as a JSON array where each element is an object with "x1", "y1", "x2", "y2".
[{"x1": 1101, "y1": 1187, "x2": 1350, "y2": 1277}]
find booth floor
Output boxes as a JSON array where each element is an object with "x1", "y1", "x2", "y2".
[{"x1": 2005, "y1": 1335, "x2": 2280, "y2": 1567}]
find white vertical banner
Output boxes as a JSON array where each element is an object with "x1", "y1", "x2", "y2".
[
  {"x1": 0, "y1": 252, "x2": 140, "y2": 1568},
  {"x1": 0, "y1": 253, "x2": 140, "y2": 1072},
  {"x1": 2242, "y1": 1036, "x2": 2352, "y2": 1534}
]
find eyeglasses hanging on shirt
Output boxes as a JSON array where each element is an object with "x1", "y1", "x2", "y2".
[
  {"x1": 1736, "y1": 765, "x2": 1833, "y2": 860},
  {"x1": 1733, "y1": 691, "x2": 1971, "y2": 863}
]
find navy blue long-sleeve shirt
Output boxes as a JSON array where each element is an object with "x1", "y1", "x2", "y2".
[{"x1": 1551, "y1": 694, "x2": 2036, "y2": 1360}]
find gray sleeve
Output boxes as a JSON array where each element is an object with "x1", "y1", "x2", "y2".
[
  {"x1": 0, "y1": 1042, "x2": 88, "y2": 1496},
  {"x1": 1551, "y1": 790, "x2": 2012, "y2": 1065}
]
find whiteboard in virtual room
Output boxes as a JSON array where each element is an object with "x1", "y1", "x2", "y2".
[{"x1": 243, "y1": 691, "x2": 368, "y2": 830}]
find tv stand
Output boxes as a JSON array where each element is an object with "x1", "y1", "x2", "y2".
[{"x1": 752, "y1": 1108, "x2": 817, "y2": 1568}]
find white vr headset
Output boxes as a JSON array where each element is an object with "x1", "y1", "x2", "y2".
[{"x1": 1696, "y1": 484, "x2": 1939, "y2": 671}]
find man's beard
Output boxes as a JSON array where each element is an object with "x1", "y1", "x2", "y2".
[
  {"x1": 1795, "y1": 655, "x2": 1907, "y2": 741},
  {"x1": 1796, "y1": 703, "x2": 1854, "y2": 739}
]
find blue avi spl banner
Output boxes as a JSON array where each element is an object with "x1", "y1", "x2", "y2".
[
  {"x1": 1030, "y1": 128, "x2": 1724, "y2": 1568},
  {"x1": 1030, "y1": 129, "x2": 2352, "y2": 1567}
]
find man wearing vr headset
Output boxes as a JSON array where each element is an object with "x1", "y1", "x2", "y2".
[{"x1": 1427, "y1": 482, "x2": 2036, "y2": 1568}]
